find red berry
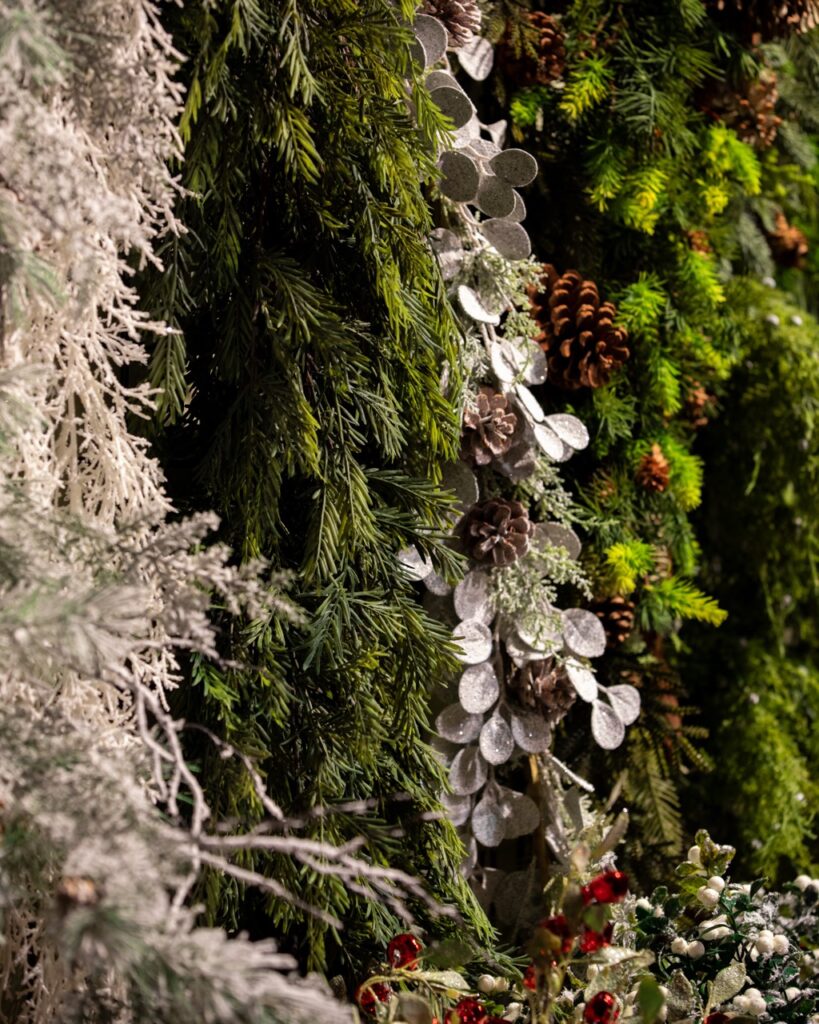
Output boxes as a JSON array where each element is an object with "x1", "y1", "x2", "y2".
[
  {"x1": 537, "y1": 914, "x2": 574, "y2": 954},
  {"x1": 704, "y1": 1016, "x2": 730, "y2": 1024},
  {"x1": 387, "y1": 932, "x2": 423, "y2": 969},
  {"x1": 580, "y1": 922, "x2": 614, "y2": 953},
  {"x1": 523, "y1": 963, "x2": 538, "y2": 990},
  {"x1": 448, "y1": 998, "x2": 489, "y2": 1024},
  {"x1": 584, "y1": 871, "x2": 629, "y2": 905},
  {"x1": 583, "y1": 991, "x2": 619, "y2": 1023},
  {"x1": 355, "y1": 981, "x2": 392, "y2": 1016}
]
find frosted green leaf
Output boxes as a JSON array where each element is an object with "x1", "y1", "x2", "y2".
[
  {"x1": 562, "y1": 608, "x2": 606, "y2": 657},
  {"x1": 606, "y1": 684, "x2": 641, "y2": 725},
  {"x1": 479, "y1": 713, "x2": 514, "y2": 764},
  {"x1": 591, "y1": 699, "x2": 626, "y2": 749},
  {"x1": 457, "y1": 35, "x2": 494, "y2": 80},
  {"x1": 711, "y1": 962, "x2": 746, "y2": 1005}
]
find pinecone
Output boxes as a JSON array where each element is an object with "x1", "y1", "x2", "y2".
[
  {"x1": 592, "y1": 596, "x2": 636, "y2": 647},
  {"x1": 498, "y1": 13, "x2": 566, "y2": 87},
  {"x1": 512, "y1": 659, "x2": 577, "y2": 723},
  {"x1": 460, "y1": 497, "x2": 533, "y2": 566},
  {"x1": 684, "y1": 380, "x2": 711, "y2": 429},
  {"x1": 708, "y1": 0, "x2": 819, "y2": 42},
  {"x1": 687, "y1": 230, "x2": 712, "y2": 255},
  {"x1": 420, "y1": 0, "x2": 481, "y2": 48},
  {"x1": 636, "y1": 444, "x2": 670, "y2": 493},
  {"x1": 768, "y1": 211, "x2": 809, "y2": 268},
  {"x1": 461, "y1": 387, "x2": 518, "y2": 466},
  {"x1": 702, "y1": 71, "x2": 781, "y2": 148},
  {"x1": 527, "y1": 264, "x2": 630, "y2": 390}
]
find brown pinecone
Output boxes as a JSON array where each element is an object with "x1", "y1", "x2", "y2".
[
  {"x1": 768, "y1": 211, "x2": 809, "y2": 268},
  {"x1": 636, "y1": 444, "x2": 670, "y2": 493},
  {"x1": 701, "y1": 71, "x2": 781, "y2": 148},
  {"x1": 421, "y1": 0, "x2": 481, "y2": 48},
  {"x1": 498, "y1": 12, "x2": 566, "y2": 87},
  {"x1": 592, "y1": 595, "x2": 636, "y2": 646},
  {"x1": 527, "y1": 264, "x2": 630, "y2": 390},
  {"x1": 687, "y1": 230, "x2": 712, "y2": 255},
  {"x1": 460, "y1": 497, "x2": 533, "y2": 566},
  {"x1": 684, "y1": 380, "x2": 711, "y2": 429},
  {"x1": 708, "y1": 0, "x2": 819, "y2": 42},
  {"x1": 512, "y1": 659, "x2": 577, "y2": 723},
  {"x1": 461, "y1": 387, "x2": 518, "y2": 466}
]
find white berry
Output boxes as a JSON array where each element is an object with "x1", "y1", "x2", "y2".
[
  {"x1": 687, "y1": 940, "x2": 705, "y2": 959},
  {"x1": 493, "y1": 976, "x2": 510, "y2": 993},
  {"x1": 785, "y1": 987, "x2": 801, "y2": 1001},
  {"x1": 687, "y1": 846, "x2": 702, "y2": 865},
  {"x1": 756, "y1": 931, "x2": 775, "y2": 955},
  {"x1": 794, "y1": 874, "x2": 812, "y2": 891},
  {"x1": 707, "y1": 875, "x2": 725, "y2": 892},
  {"x1": 671, "y1": 937, "x2": 689, "y2": 955},
  {"x1": 773, "y1": 934, "x2": 789, "y2": 955},
  {"x1": 478, "y1": 975, "x2": 495, "y2": 994},
  {"x1": 636, "y1": 897, "x2": 652, "y2": 911},
  {"x1": 697, "y1": 886, "x2": 720, "y2": 909}
]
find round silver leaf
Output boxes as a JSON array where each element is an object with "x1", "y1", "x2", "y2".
[
  {"x1": 591, "y1": 699, "x2": 626, "y2": 750},
  {"x1": 425, "y1": 70, "x2": 459, "y2": 91},
  {"x1": 489, "y1": 148, "x2": 538, "y2": 187},
  {"x1": 489, "y1": 339, "x2": 522, "y2": 383},
  {"x1": 533, "y1": 522, "x2": 582, "y2": 560},
  {"x1": 424, "y1": 571, "x2": 453, "y2": 596},
  {"x1": 472, "y1": 791, "x2": 505, "y2": 847},
  {"x1": 430, "y1": 733, "x2": 458, "y2": 765},
  {"x1": 498, "y1": 788, "x2": 541, "y2": 838},
  {"x1": 459, "y1": 662, "x2": 500, "y2": 714},
  {"x1": 483, "y1": 119, "x2": 507, "y2": 148},
  {"x1": 510, "y1": 709, "x2": 551, "y2": 753},
  {"x1": 414, "y1": 14, "x2": 448, "y2": 65},
  {"x1": 461, "y1": 834, "x2": 479, "y2": 874},
  {"x1": 466, "y1": 138, "x2": 500, "y2": 159},
  {"x1": 430, "y1": 86, "x2": 474, "y2": 129},
  {"x1": 409, "y1": 37, "x2": 428, "y2": 68},
  {"x1": 454, "y1": 113, "x2": 481, "y2": 146},
  {"x1": 565, "y1": 658, "x2": 599, "y2": 702},
  {"x1": 520, "y1": 340, "x2": 547, "y2": 384},
  {"x1": 449, "y1": 745, "x2": 488, "y2": 795},
  {"x1": 481, "y1": 219, "x2": 532, "y2": 261},
  {"x1": 475, "y1": 174, "x2": 516, "y2": 218},
  {"x1": 436, "y1": 702, "x2": 484, "y2": 744},
  {"x1": 441, "y1": 791, "x2": 473, "y2": 827},
  {"x1": 441, "y1": 460, "x2": 479, "y2": 512},
  {"x1": 543, "y1": 413, "x2": 590, "y2": 451},
  {"x1": 479, "y1": 713, "x2": 515, "y2": 765},
  {"x1": 430, "y1": 226, "x2": 461, "y2": 254},
  {"x1": 397, "y1": 545, "x2": 433, "y2": 581},
  {"x1": 454, "y1": 569, "x2": 495, "y2": 624},
  {"x1": 562, "y1": 608, "x2": 607, "y2": 658},
  {"x1": 533, "y1": 422, "x2": 568, "y2": 460},
  {"x1": 515, "y1": 382, "x2": 545, "y2": 422},
  {"x1": 457, "y1": 35, "x2": 494, "y2": 80},
  {"x1": 504, "y1": 630, "x2": 546, "y2": 666},
  {"x1": 508, "y1": 191, "x2": 527, "y2": 224},
  {"x1": 452, "y1": 619, "x2": 493, "y2": 664},
  {"x1": 439, "y1": 150, "x2": 480, "y2": 203},
  {"x1": 606, "y1": 684, "x2": 641, "y2": 725},
  {"x1": 457, "y1": 284, "x2": 501, "y2": 325},
  {"x1": 516, "y1": 613, "x2": 561, "y2": 651}
]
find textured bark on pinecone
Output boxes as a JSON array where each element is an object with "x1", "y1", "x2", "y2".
[
  {"x1": 460, "y1": 498, "x2": 533, "y2": 566},
  {"x1": 636, "y1": 444, "x2": 671, "y2": 493},
  {"x1": 461, "y1": 387, "x2": 518, "y2": 466},
  {"x1": 511, "y1": 659, "x2": 577, "y2": 723},
  {"x1": 769, "y1": 211, "x2": 809, "y2": 268},
  {"x1": 528, "y1": 264, "x2": 630, "y2": 390},
  {"x1": 498, "y1": 12, "x2": 566, "y2": 87},
  {"x1": 420, "y1": 0, "x2": 481, "y2": 48},
  {"x1": 592, "y1": 596, "x2": 636, "y2": 647},
  {"x1": 701, "y1": 71, "x2": 782, "y2": 149},
  {"x1": 708, "y1": 0, "x2": 819, "y2": 41}
]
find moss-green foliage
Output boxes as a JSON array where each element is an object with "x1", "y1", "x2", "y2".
[{"x1": 142, "y1": 0, "x2": 494, "y2": 976}]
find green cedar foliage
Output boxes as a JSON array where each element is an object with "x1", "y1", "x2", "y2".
[{"x1": 143, "y1": 0, "x2": 494, "y2": 975}]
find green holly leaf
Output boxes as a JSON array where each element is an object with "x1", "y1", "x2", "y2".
[{"x1": 637, "y1": 976, "x2": 665, "y2": 1023}]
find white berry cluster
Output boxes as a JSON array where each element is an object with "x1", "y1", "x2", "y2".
[
  {"x1": 732, "y1": 986, "x2": 768, "y2": 1016},
  {"x1": 795, "y1": 874, "x2": 819, "y2": 894},
  {"x1": 750, "y1": 927, "x2": 789, "y2": 958},
  {"x1": 696, "y1": 873, "x2": 726, "y2": 910},
  {"x1": 670, "y1": 935, "x2": 705, "y2": 959}
]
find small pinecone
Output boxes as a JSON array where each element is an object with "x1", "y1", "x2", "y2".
[
  {"x1": 701, "y1": 71, "x2": 781, "y2": 148},
  {"x1": 498, "y1": 13, "x2": 566, "y2": 87},
  {"x1": 636, "y1": 444, "x2": 670, "y2": 493},
  {"x1": 461, "y1": 387, "x2": 518, "y2": 466},
  {"x1": 421, "y1": 0, "x2": 481, "y2": 48},
  {"x1": 769, "y1": 211, "x2": 809, "y2": 268},
  {"x1": 708, "y1": 0, "x2": 819, "y2": 42},
  {"x1": 684, "y1": 380, "x2": 711, "y2": 429},
  {"x1": 592, "y1": 596, "x2": 636, "y2": 647},
  {"x1": 460, "y1": 497, "x2": 533, "y2": 566},
  {"x1": 512, "y1": 659, "x2": 577, "y2": 723},
  {"x1": 687, "y1": 230, "x2": 712, "y2": 255},
  {"x1": 527, "y1": 264, "x2": 630, "y2": 390}
]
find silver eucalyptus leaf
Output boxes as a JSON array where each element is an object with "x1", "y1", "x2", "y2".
[
  {"x1": 489, "y1": 148, "x2": 538, "y2": 187},
  {"x1": 449, "y1": 745, "x2": 488, "y2": 795},
  {"x1": 439, "y1": 150, "x2": 480, "y2": 203},
  {"x1": 414, "y1": 14, "x2": 448, "y2": 65},
  {"x1": 436, "y1": 702, "x2": 484, "y2": 744},
  {"x1": 479, "y1": 713, "x2": 515, "y2": 765},
  {"x1": 441, "y1": 460, "x2": 479, "y2": 512},
  {"x1": 605, "y1": 684, "x2": 642, "y2": 725},
  {"x1": 409, "y1": 37, "x2": 428, "y2": 68},
  {"x1": 565, "y1": 658, "x2": 599, "y2": 702},
  {"x1": 504, "y1": 630, "x2": 547, "y2": 666},
  {"x1": 534, "y1": 522, "x2": 582, "y2": 560},
  {"x1": 475, "y1": 173, "x2": 516, "y2": 218},
  {"x1": 481, "y1": 219, "x2": 532, "y2": 261},
  {"x1": 424, "y1": 571, "x2": 453, "y2": 596},
  {"x1": 453, "y1": 113, "x2": 481, "y2": 146},
  {"x1": 440, "y1": 791, "x2": 473, "y2": 827},
  {"x1": 516, "y1": 613, "x2": 562, "y2": 651},
  {"x1": 466, "y1": 138, "x2": 500, "y2": 159},
  {"x1": 521, "y1": 341, "x2": 547, "y2": 384},
  {"x1": 457, "y1": 284, "x2": 501, "y2": 325},
  {"x1": 489, "y1": 339, "x2": 524, "y2": 383},
  {"x1": 533, "y1": 422, "x2": 568, "y2": 460},
  {"x1": 430, "y1": 226, "x2": 461, "y2": 254},
  {"x1": 471, "y1": 790, "x2": 506, "y2": 847},
  {"x1": 452, "y1": 619, "x2": 493, "y2": 664},
  {"x1": 456, "y1": 35, "x2": 494, "y2": 80},
  {"x1": 562, "y1": 608, "x2": 607, "y2": 658},
  {"x1": 508, "y1": 191, "x2": 527, "y2": 224},
  {"x1": 461, "y1": 833, "x2": 479, "y2": 874},
  {"x1": 499, "y1": 787, "x2": 541, "y2": 838},
  {"x1": 425, "y1": 70, "x2": 459, "y2": 92},
  {"x1": 430, "y1": 86, "x2": 474, "y2": 129},
  {"x1": 459, "y1": 662, "x2": 500, "y2": 714},
  {"x1": 590, "y1": 699, "x2": 626, "y2": 750},
  {"x1": 510, "y1": 708, "x2": 551, "y2": 753},
  {"x1": 397, "y1": 545, "x2": 433, "y2": 581},
  {"x1": 515, "y1": 382, "x2": 545, "y2": 422},
  {"x1": 453, "y1": 569, "x2": 495, "y2": 624},
  {"x1": 483, "y1": 119, "x2": 507, "y2": 149},
  {"x1": 543, "y1": 413, "x2": 590, "y2": 451}
]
